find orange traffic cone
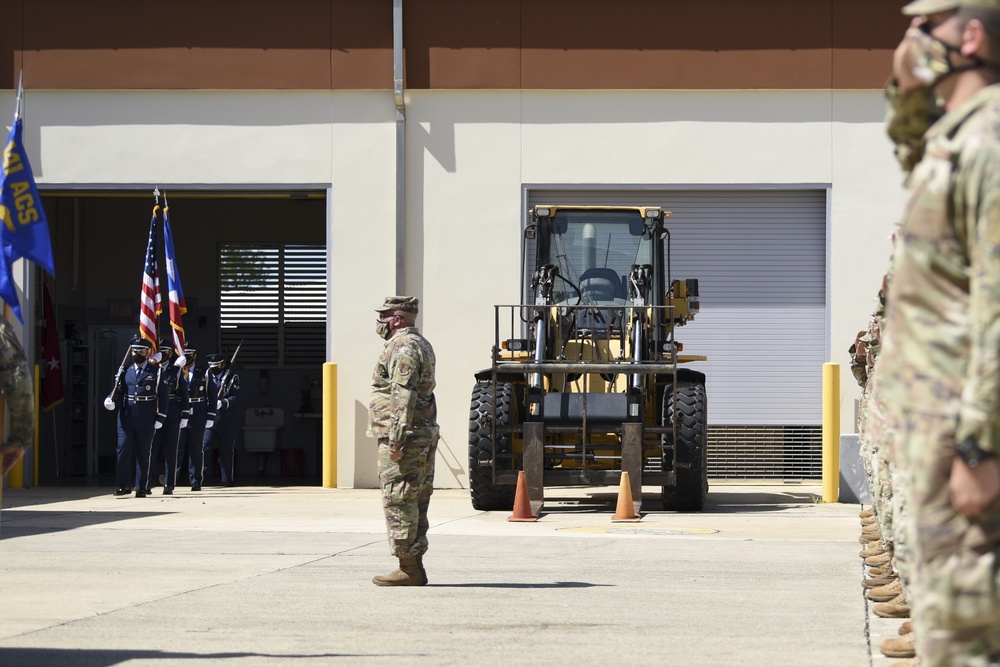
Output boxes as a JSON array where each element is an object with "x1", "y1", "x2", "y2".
[
  {"x1": 508, "y1": 470, "x2": 538, "y2": 522},
  {"x1": 612, "y1": 470, "x2": 641, "y2": 522}
]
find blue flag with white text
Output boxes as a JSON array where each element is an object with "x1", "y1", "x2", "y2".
[{"x1": 0, "y1": 117, "x2": 54, "y2": 321}]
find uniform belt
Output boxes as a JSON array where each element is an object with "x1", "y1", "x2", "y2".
[
  {"x1": 128, "y1": 395, "x2": 156, "y2": 402},
  {"x1": 169, "y1": 394, "x2": 181, "y2": 400},
  {"x1": 189, "y1": 397, "x2": 207, "y2": 403}
]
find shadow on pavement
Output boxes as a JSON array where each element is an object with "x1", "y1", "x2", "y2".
[
  {"x1": 430, "y1": 581, "x2": 612, "y2": 588},
  {"x1": 538, "y1": 488, "x2": 823, "y2": 515},
  {"x1": 0, "y1": 648, "x2": 392, "y2": 667},
  {"x1": 0, "y1": 510, "x2": 172, "y2": 539}
]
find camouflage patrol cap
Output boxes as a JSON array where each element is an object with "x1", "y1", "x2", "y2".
[
  {"x1": 376, "y1": 295, "x2": 419, "y2": 314},
  {"x1": 903, "y1": 0, "x2": 1000, "y2": 14}
]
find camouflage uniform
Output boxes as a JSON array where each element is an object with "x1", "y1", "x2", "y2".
[
  {"x1": 878, "y1": 82, "x2": 1000, "y2": 665},
  {"x1": 0, "y1": 322, "x2": 34, "y2": 449},
  {"x1": 853, "y1": 296, "x2": 897, "y2": 548},
  {"x1": 368, "y1": 300, "x2": 439, "y2": 559}
]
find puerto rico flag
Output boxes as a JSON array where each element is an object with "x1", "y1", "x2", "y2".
[{"x1": 162, "y1": 205, "x2": 187, "y2": 362}]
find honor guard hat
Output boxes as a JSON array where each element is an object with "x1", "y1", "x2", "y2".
[
  {"x1": 375, "y1": 295, "x2": 419, "y2": 314},
  {"x1": 184, "y1": 342, "x2": 197, "y2": 356},
  {"x1": 129, "y1": 335, "x2": 152, "y2": 350},
  {"x1": 158, "y1": 338, "x2": 174, "y2": 355},
  {"x1": 205, "y1": 353, "x2": 226, "y2": 368},
  {"x1": 903, "y1": 0, "x2": 1000, "y2": 14}
]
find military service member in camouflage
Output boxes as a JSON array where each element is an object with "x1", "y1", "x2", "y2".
[
  {"x1": 0, "y1": 323, "x2": 34, "y2": 476},
  {"x1": 368, "y1": 296, "x2": 439, "y2": 587},
  {"x1": 877, "y1": 1, "x2": 1000, "y2": 663}
]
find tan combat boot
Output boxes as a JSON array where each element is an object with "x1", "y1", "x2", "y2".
[
  {"x1": 880, "y1": 632, "x2": 916, "y2": 659},
  {"x1": 860, "y1": 544, "x2": 886, "y2": 558},
  {"x1": 859, "y1": 508, "x2": 875, "y2": 519},
  {"x1": 862, "y1": 573, "x2": 898, "y2": 589},
  {"x1": 868, "y1": 564, "x2": 893, "y2": 577},
  {"x1": 372, "y1": 556, "x2": 428, "y2": 587},
  {"x1": 861, "y1": 516, "x2": 877, "y2": 526},
  {"x1": 868, "y1": 578, "x2": 904, "y2": 602},
  {"x1": 873, "y1": 592, "x2": 910, "y2": 619},
  {"x1": 860, "y1": 530, "x2": 883, "y2": 544},
  {"x1": 898, "y1": 621, "x2": 912, "y2": 635},
  {"x1": 865, "y1": 551, "x2": 893, "y2": 567},
  {"x1": 862, "y1": 522, "x2": 881, "y2": 534}
]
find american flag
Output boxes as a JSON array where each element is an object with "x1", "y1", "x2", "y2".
[
  {"x1": 162, "y1": 205, "x2": 187, "y2": 359},
  {"x1": 138, "y1": 207, "x2": 161, "y2": 353}
]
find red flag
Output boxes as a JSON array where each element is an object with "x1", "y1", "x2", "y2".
[
  {"x1": 41, "y1": 284, "x2": 63, "y2": 411},
  {"x1": 139, "y1": 207, "x2": 161, "y2": 353}
]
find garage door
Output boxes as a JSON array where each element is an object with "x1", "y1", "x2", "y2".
[{"x1": 525, "y1": 187, "x2": 827, "y2": 481}]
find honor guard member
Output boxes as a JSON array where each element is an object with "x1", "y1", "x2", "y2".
[
  {"x1": 177, "y1": 343, "x2": 214, "y2": 491},
  {"x1": 149, "y1": 338, "x2": 189, "y2": 495},
  {"x1": 105, "y1": 335, "x2": 163, "y2": 498},
  {"x1": 368, "y1": 296, "x2": 439, "y2": 587},
  {"x1": 0, "y1": 322, "x2": 35, "y2": 477},
  {"x1": 203, "y1": 352, "x2": 239, "y2": 486}
]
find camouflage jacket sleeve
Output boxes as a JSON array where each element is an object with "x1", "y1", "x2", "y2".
[
  {"x1": 956, "y1": 142, "x2": 1000, "y2": 455},
  {"x1": 0, "y1": 325, "x2": 33, "y2": 448},
  {"x1": 387, "y1": 344, "x2": 421, "y2": 447},
  {"x1": 885, "y1": 78, "x2": 943, "y2": 176}
]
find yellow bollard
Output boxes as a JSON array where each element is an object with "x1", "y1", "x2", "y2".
[
  {"x1": 322, "y1": 362, "x2": 337, "y2": 488},
  {"x1": 822, "y1": 362, "x2": 840, "y2": 503}
]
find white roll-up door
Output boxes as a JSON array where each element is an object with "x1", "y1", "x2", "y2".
[{"x1": 525, "y1": 187, "x2": 827, "y2": 481}]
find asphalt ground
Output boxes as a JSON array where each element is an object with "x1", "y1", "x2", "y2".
[{"x1": 0, "y1": 483, "x2": 881, "y2": 667}]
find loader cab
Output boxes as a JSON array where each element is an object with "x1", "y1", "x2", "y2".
[{"x1": 529, "y1": 205, "x2": 669, "y2": 321}]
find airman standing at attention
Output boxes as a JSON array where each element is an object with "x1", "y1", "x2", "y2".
[
  {"x1": 878, "y1": 1, "x2": 1000, "y2": 663},
  {"x1": 0, "y1": 322, "x2": 34, "y2": 477},
  {"x1": 368, "y1": 296, "x2": 439, "y2": 587}
]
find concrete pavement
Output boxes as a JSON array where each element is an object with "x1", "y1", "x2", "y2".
[{"x1": 0, "y1": 483, "x2": 880, "y2": 666}]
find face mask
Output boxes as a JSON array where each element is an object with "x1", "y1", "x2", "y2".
[
  {"x1": 911, "y1": 22, "x2": 985, "y2": 85},
  {"x1": 376, "y1": 320, "x2": 392, "y2": 340},
  {"x1": 132, "y1": 352, "x2": 147, "y2": 365}
]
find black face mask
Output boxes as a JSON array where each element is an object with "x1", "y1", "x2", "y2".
[{"x1": 131, "y1": 352, "x2": 148, "y2": 365}]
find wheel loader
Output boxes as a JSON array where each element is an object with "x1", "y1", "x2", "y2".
[{"x1": 469, "y1": 204, "x2": 708, "y2": 515}]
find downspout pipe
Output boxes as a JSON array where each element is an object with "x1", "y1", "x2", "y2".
[{"x1": 393, "y1": 0, "x2": 406, "y2": 295}]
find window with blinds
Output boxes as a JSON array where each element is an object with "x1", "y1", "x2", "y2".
[{"x1": 219, "y1": 244, "x2": 326, "y2": 366}]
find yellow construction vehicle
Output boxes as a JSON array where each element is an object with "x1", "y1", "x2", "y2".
[{"x1": 469, "y1": 205, "x2": 707, "y2": 515}]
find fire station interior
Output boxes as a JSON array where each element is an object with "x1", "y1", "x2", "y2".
[{"x1": 37, "y1": 191, "x2": 327, "y2": 486}]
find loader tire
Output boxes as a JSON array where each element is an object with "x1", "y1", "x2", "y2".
[
  {"x1": 469, "y1": 383, "x2": 516, "y2": 511},
  {"x1": 661, "y1": 380, "x2": 708, "y2": 511}
]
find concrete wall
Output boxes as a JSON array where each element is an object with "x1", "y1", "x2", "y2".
[{"x1": 6, "y1": 88, "x2": 902, "y2": 487}]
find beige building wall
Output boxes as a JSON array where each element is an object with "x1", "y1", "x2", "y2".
[{"x1": 9, "y1": 88, "x2": 903, "y2": 488}]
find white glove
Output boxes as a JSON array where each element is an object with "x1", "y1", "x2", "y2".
[
  {"x1": 216, "y1": 400, "x2": 224, "y2": 410},
  {"x1": 205, "y1": 420, "x2": 214, "y2": 429},
  {"x1": 103, "y1": 397, "x2": 116, "y2": 411},
  {"x1": 180, "y1": 418, "x2": 189, "y2": 428},
  {"x1": 154, "y1": 420, "x2": 163, "y2": 430}
]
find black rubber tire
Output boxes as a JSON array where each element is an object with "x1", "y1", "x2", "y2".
[
  {"x1": 661, "y1": 380, "x2": 708, "y2": 511},
  {"x1": 469, "y1": 383, "x2": 516, "y2": 511}
]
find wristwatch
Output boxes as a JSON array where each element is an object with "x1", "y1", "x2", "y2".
[{"x1": 957, "y1": 438, "x2": 996, "y2": 469}]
